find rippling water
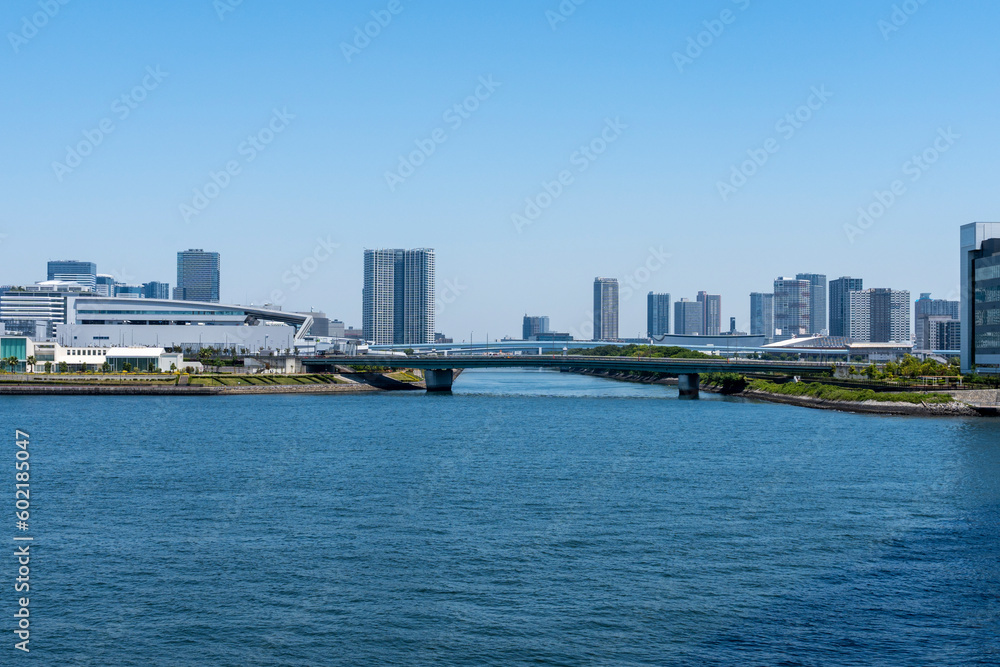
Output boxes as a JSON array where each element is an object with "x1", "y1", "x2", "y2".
[{"x1": 4, "y1": 369, "x2": 998, "y2": 665}]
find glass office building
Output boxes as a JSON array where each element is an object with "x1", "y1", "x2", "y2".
[
  {"x1": 961, "y1": 222, "x2": 1000, "y2": 373},
  {"x1": 646, "y1": 293, "x2": 670, "y2": 337},
  {"x1": 47, "y1": 260, "x2": 96, "y2": 289},
  {"x1": 174, "y1": 249, "x2": 220, "y2": 303},
  {"x1": 796, "y1": 273, "x2": 827, "y2": 334},
  {"x1": 829, "y1": 277, "x2": 863, "y2": 337},
  {"x1": 749, "y1": 292, "x2": 774, "y2": 338}
]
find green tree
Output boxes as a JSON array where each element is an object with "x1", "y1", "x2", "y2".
[
  {"x1": 123, "y1": 362, "x2": 132, "y2": 372},
  {"x1": 44, "y1": 361, "x2": 52, "y2": 374},
  {"x1": 148, "y1": 361, "x2": 157, "y2": 372},
  {"x1": 25, "y1": 355, "x2": 36, "y2": 373},
  {"x1": 170, "y1": 362, "x2": 177, "y2": 372},
  {"x1": 80, "y1": 361, "x2": 88, "y2": 373},
  {"x1": 58, "y1": 361, "x2": 68, "y2": 373},
  {"x1": 101, "y1": 361, "x2": 111, "y2": 373}
]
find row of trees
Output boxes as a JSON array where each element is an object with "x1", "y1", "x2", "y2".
[
  {"x1": 845, "y1": 355, "x2": 960, "y2": 381},
  {"x1": 569, "y1": 344, "x2": 711, "y2": 359}
]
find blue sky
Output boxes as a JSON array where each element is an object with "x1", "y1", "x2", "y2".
[{"x1": 2, "y1": 0, "x2": 998, "y2": 340}]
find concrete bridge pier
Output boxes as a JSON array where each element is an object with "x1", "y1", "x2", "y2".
[
  {"x1": 424, "y1": 368, "x2": 455, "y2": 392},
  {"x1": 678, "y1": 373, "x2": 700, "y2": 399}
]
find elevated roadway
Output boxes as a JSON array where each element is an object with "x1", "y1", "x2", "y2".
[{"x1": 302, "y1": 355, "x2": 833, "y2": 396}]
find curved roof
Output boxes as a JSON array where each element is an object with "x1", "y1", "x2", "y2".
[{"x1": 66, "y1": 296, "x2": 314, "y2": 340}]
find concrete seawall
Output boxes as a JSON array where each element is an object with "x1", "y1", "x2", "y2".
[
  {"x1": 0, "y1": 380, "x2": 394, "y2": 396},
  {"x1": 0, "y1": 385, "x2": 219, "y2": 395}
]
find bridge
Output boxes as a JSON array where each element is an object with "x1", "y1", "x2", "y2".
[{"x1": 301, "y1": 355, "x2": 833, "y2": 397}]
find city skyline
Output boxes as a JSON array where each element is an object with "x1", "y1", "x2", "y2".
[{"x1": 3, "y1": 250, "x2": 962, "y2": 345}]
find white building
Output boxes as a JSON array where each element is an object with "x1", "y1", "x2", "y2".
[
  {"x1": 848, "y1": 288, "x2": 910, "y2": 343},
  {"x1": 0, "y1": 281, "x2": 93, "y2": 339},
  {"x1": 56, "y1": 297, "x2": 312, "y2": 352},
  {"x1": 0, "y1": 336, "x2": 183, "y2": 372}
]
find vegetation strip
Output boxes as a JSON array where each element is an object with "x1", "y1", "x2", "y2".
[{"x1": 703, "y1": 373, "x2": 952, "y2": 404}]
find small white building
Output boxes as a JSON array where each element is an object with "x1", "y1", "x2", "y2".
[{"x1": 5, "y1": 337, "x2": 183, "y2": 372}]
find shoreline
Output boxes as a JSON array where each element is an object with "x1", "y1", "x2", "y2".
[
  {"x1": 0, "y1": 383, "x2": 385, "y2": 396},
  {"x1": 0, "y1": 372, "x2": 416, "y2": 396},
  {"x1": 568, "y1": 368, "x2": 997, "y2": 417}
]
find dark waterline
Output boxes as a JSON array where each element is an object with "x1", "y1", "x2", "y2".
[{"x1": 3, "y1": 369, "x2": 998, "y2": 665}]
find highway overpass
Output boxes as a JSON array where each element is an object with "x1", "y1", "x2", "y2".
[{"x1": 301, "y1": 355, "x2": 833, "y2": 396}]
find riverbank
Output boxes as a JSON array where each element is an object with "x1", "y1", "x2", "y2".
[
  {"x1": 0, "y1": 371, "x2": 421, "y2": 396},
  {"x1": 567, "y1": 368, "x2": 996, "y2": 417},
  {"x1": 727, "y1": 386, "x2": 985, "y2": 417}
]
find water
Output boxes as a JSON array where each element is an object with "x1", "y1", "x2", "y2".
[{"x1": 2, "y1": 369, "x2": 998, "y2": 665}]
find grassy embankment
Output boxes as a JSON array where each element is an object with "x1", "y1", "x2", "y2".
[
  {"x1": 0, "y1": 375, "x2": 179, "y2": 385},
  {"x1": 385, "y1": 371, "x2": 422, "y2": 382},
  {"x1": 186, "y1": 374, "x2": 347, "y2": 387},
  {"x1": 704, "y1": 373, "x2": 952, "y2": 405}
]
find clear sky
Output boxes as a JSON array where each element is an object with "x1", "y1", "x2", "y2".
[{"x1": 3, "y1": 0, "x2": 998, "y2": 341}]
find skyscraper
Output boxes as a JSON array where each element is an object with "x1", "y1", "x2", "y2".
[
  {"x1": 174, "y1": 249, "x2": 220, "y2": 302},
  {"x1": 960, "y1": 222, "x2": 1000, "y2": 373},
  {"x1": 593, "y1": 278, "x2": 619, "y2": 341},
  {"x1": 697, "y1": 291, "x2": 721, "y2": 335},
  {"x1": 795, "y1": 273, "x2": 827, "y2": 334},
  {"x1": 848, "y1": 288, "x2": 910, "y2": 343},
  {"x1": 142, "y1": 281, "x2": 171, "y2": 300},
  {"x1": 646, "y1": 292, "x2": 670, "y2": 337},
  {"x1": 773, "y1": 277, "x2": 811, "y2": 340},
  {"x1": 829, "y1": 276, "x2": 863, "y2": 337},
  {"x1": 674, "y1": 298, "x2": 704, "y2": 335},
  {"x1": 522, "y1": 315, "x2": 550, "y2": 340},
  {"x1": 913, "y1": 293, "x2": 960, "y2": 350},
  {"x1": 47, "y1": 260, "x2": 96, "y2": 289},
  {"x1": 362, "y1": 248, "x2": 435, "y2": 345},
  {"x1": 749, "y1": 292, "x2": 774, "y2": 338}
]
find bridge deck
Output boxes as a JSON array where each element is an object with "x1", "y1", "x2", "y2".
[{"x1": 302, "y1": 355, "x2": 832, "y2": 376}]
